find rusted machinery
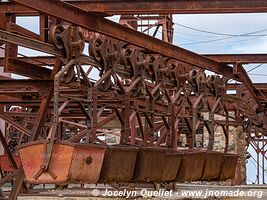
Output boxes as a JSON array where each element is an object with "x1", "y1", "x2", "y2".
[
  {"x1": 8, "y1": 24, "x2": 252, "y2": 185},
  {"x1": 0, "y1": 0, "x2": 267, "y2": 199}
]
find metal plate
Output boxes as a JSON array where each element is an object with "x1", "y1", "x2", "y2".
[
  {"x1": 162, "y1": 151, "x2": 182, "y2": 182},
  {"x1": 175, "y1": 150, "x2": 205, "y2": 182},
  {"x1": 99, "y1": 145, "x2": 138, "y2": 183},
  {"x1": 69, "y1": 143, "x2": 107, "y2": 183},
  {"x1": 217, "y1": 153, "x2": 238, "y2": 181},
  {"x1": 133, "y1": 147, "x2": 166, "y2": 182},
  {"x1": 201, "y1": 151, "x2": 223, "y2": 181}
]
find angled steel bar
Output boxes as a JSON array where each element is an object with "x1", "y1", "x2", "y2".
[{"x1": 0, "y1": 112, "x2": 32, "y2": 137}]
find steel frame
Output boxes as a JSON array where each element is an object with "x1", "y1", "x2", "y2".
[{"x1": 0, "y1": 0, "x2": 266, "y2": 199}]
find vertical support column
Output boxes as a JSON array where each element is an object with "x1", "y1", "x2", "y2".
[
  {"x1": 91, "y1": 87, "x2": 98, "y2": 143},
  {"x1": 130, "y1": 113, "x2": 137, "y2": 144},
  {"x1": 120, "y1": 93, "x2": 130, "y2": 144},
  {"x1": 0, "y1": 13, "x2": 12, "y2": 155},
  {"x1": 149, "y1": 100, "x2": 155, "y2": 146},
  {"x1": 4, "y1": 14, "x2": 18, "y2": 72},
  {"x1": 234, "y1": 126, "x2": 247, "y2": 185}
]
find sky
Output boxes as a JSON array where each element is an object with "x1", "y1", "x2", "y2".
[{"x1": 13, "y1": 13, "x2": 267, "y2": 184}]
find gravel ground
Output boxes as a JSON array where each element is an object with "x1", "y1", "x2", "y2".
[{"x1": 14, "y1": 184, "x2": 267, "y2": 200}]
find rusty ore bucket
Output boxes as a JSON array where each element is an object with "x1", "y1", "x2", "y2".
[
  {"x1": 99, "y1": 145, "x2": 138, "y2": 183},
  {"x1": 19, "y1": 141, "x2": 107, "y2": 184},
  {"x1": 133, "y1": 147, "x2": 166, "y2": 182},
  {"x1": 162, "y1": 150, "x2": 182, "y2": 182},
  {"x1": 217, "y1": 153, "x2": 238, "y2": 181},
  {"x1": 0, "y1": 154, "x2": 21, "y2": 172},
  {"x1": 175, "y1": 150, "x2": 205, "y2": 182},
  {"x1": 201, "y1": 151, "x2": 223, "y2": 181}
]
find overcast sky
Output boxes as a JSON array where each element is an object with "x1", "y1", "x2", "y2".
[{"x1": 15, "y1": 13, "x2": 267, "y2": 184}]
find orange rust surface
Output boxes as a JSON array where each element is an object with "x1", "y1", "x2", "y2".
[
  {"x1": 19, "y1": 142, "x2": 74, "y2": 184},
  {"x1": 19, "y1": 141, "x2": 106, "y2": 184},
  {"x1": 0, "y1": 154, "x2": 21, "y2": 172}
]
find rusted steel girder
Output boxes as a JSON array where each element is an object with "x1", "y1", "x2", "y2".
[
  {"x1": 0, "y1": 2, "x2": 37, "y2": 15},
  {"x1": 65, "y1": 0, "x2": 267, "y2": 15},
  {"x1": 3, "y1": 1, "x2": 267, "y2": 15},
  {"x1": 228, "y1": 83, "x2": 267, "y2": 91},
  {"x1": 0, "y1": 56, "x2": 56, "y2": 66},
  {"x1": 2, "y1": 54, "x2": 267, "y2": 67},
  {"x1": 6, "y1": 58, "x2": 52, "y2": 79},
  {"x1": 0, "y1": 29, "x2": 98, "y2": 66},
  {"x1": 9, "y1": 0, "x2": 238, "y2": 81},
  {"x1": 205, "y1": 54, "x2": 267, "y2": 64}
]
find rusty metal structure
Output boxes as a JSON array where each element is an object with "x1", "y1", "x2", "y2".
[{"x1": 0, "y1": 0, "x2": 267, "y2": 199}]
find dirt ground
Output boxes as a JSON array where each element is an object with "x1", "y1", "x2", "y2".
[{"x1": 14, "y1": 184, "x2": 267, "y2": 200}]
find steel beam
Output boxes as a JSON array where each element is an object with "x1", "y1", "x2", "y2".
[
  {"x1": 4, "y1": 1, "x2": 267, "y2": 15},
  {"x1": 228, "y1": 83, "x2": 267, "y2": 90},
  {"x1": 68, "y1": 0, "x2": 267, "y2": 15},
  {"x1": 0, "y1": 79, "x2": 52, "y2": 90},
  {"x1": 0, "y1": 29, "x2": 99, "y2": 66},
  {"x1": 2, "y1": 54, "x2": 267, "y2": 67},
  {"x1": 6, "y1": 58, "x2": 52, "y2": 79},
  {"x1": 205, "y1": 54, "x2": 267, "y2": 64},
  {"x1": 0, "y1": 56, "x2": 56, "y2": 66},
  {"x1": 0, "y1": 2, "x2": 37, "y2": 15},
  {"x1": 9, "y1": 0, "x2": 238, "y2": 80}
]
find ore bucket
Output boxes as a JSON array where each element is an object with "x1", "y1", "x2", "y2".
[
  {"x1": 162, "y1": 150, "x2": 182, "y2": 182},
  {"x1": 201, "y1": 151, "x2": 223, "y2": 181},
  {"x1": 99, "y1": 145, "x2": 138, "y2": 183},
  {"x1": 19, "y1": 141, "x2": 107, "y2": 184},
  {"x1": 133, "y1": 147, "x2": 166, "y2": 182},
  {"x1": 175, "y1": 150, "x2": 205, "y2": 182},
  {"x1": 217, "y1": 153, "x2": 238, "y2": 181}
]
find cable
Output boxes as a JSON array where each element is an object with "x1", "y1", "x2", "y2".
[
  {"x1": 212, "y1": 35, "x2": 263, "y2": 45},
  {"x1": 179, "y1": 34, "x2": 265, "y2": 46},
  {"x1": 157, "y1": 29, "x2": 197, "y2": 43},
  {"x1": 248, "y1": 159, "x2": 264, "y2": 179},
  {"x1": 249, "y1": 154, "x2": 267, "y2": 177},
  {"x1": 174, "y1": 31, "x2": 221, "y2": 38},
  {"x1": 249, "y1": 73, "x2": 267, "y2": 77},
  {"x1": 247, "y1": 63, "x2": 264, "y2": 73},
  {"x1": 227, "y1": 63, "x2": 264, "y2": 84},
  {"x1": 174, "y1": 22, "x2": 267, "y2": 37},
  {"x1": 180, "y1": 35, "x2": 236, "y2": 46},
  {"x1": 158, "y1": 21, "x2": 267, "y2": 46}
]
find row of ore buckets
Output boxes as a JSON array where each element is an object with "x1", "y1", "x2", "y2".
[{"x1": 19, "y1": 141, "x2": 238, "y2": 184}]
